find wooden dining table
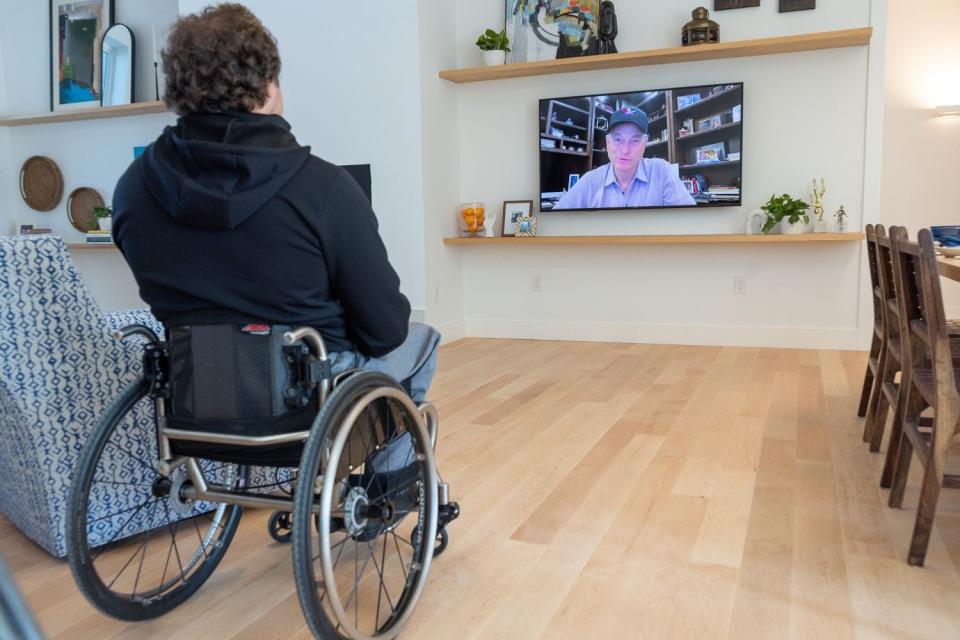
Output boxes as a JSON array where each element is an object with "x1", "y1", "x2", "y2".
[{"x1": 938, "y1": 256, "x2": 960, "y2": 282}]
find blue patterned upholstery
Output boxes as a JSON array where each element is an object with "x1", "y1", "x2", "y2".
[{"x1": 0, "y1": 235, "x2": 163, "y2": 556}]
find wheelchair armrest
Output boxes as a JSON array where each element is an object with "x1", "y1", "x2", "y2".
[{"x1": 103, "y1": 308, "x2": 163, "y2": 336}]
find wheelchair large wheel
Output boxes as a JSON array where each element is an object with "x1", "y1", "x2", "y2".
[
  {"x1": 66, "y1": 379, "x2": 244, "y2": 621},
  {"x1": 293, "y1": 372, "x2": 439, "y2": 640}
]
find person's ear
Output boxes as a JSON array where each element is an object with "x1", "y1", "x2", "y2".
[{"x1": 255, "y1": 81, "x2": 283, "y2": 115}]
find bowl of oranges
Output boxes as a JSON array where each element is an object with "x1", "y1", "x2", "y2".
[{"x1": 459, "y1": 202, "x2": 487, "y2": 237}]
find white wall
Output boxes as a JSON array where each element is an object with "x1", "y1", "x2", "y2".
[
  {"x1": 418, "y1": 1, "x2": 465, "y2": 340},
  {"x1": 118, "y1": 0, "x2": 180, "y2": 104},
  {"x1": 450, "y1": 0, "x2": 884, "y2": 349},
  {"x1": 880, "y1": 0, "x2": 960, "y2": 314},
  {"x1": 178, "y1": 0, "x2": 429, "y2": 315}
]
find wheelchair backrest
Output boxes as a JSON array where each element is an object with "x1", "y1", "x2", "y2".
[{"x1": 167, "y1": 324, "x2": 311, "y2": 422}]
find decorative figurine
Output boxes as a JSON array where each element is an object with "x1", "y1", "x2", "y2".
[
  {"x1": 811, "y1": 178, "x2": 827, "y2": 233},
  {"x1": 598, "y1": 1, "x2": 619, "y2": 55},
  {"x1": 682, "y1": 7, "x2": 720, "y2": 47},
  {"x1": 834, "y1": 205, "x2": 848, "y2": 233}
]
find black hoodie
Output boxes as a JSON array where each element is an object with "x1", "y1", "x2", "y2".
[{"x1": 113, "y1": 111, "x2": 410, "y2": 357}]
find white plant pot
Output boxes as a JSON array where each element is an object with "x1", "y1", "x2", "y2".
[
  {"x1": 780, "y1": 218, "x2": 806, "y2": 234},
  {"x1": 481, "y1": 50, "x2": 505, "y2": 67},
  {"x1": 97, "y1": 216, "x2": 113, "y2": 233}
]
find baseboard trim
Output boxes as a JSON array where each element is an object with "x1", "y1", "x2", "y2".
[
  {"x1": 464, "y1": 318, "x2": 871, "y2": 351},
  {"x1": 434, "y1": 318, "x2": 467, "y2": 345}
]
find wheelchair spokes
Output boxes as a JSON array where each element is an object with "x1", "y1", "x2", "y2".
[
  {"x1": 294, "y1": 372, "x2": 438, "y2": 640},
  {"x1": 67, "y1": 380, "x2": 243, "y2": 620}
]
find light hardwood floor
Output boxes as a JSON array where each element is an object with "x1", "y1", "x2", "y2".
[{"x1": 5, "y1": 339, "x2": 960, "y2": 639}]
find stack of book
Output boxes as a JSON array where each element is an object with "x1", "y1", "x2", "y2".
[
  {"x1": 703, "y1": 185, "x2": 741, "y2": 203},
  {"x1": 85, "y1": 230, "x2": 113, "y2": 244}
]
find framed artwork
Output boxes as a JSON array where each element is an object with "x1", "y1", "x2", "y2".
[
  {"x1": 506, "y1": 0, "x2": 600, "y2": 64},
  {"x1": 567, "y1": 173, "x2": 580, "y2": 190},
  {"x1": 502, "y1": 200, "x2": 534, "y2": 236},
  {"x1": 779, "y1": 0, "x2": 815, "y2": 12},
  {"x1": 50, "y1": 0, "x2": 114, "y2": 112},
  {"x1": 715, "y1": 0, "x2": 760, "y2": 10}
]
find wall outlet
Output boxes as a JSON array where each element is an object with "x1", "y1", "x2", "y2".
[
  {"x1": 531, "y1": 275, "x2": 542, "y2": 292},
  {"x1": 734, "y1": 276, "x2": 746, "y2": 295},
  {"x1": 434, "y1": 284, "x2": 440, "y2": 303}
]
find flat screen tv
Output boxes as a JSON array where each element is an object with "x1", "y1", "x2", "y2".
[{"x1": 539, "y1": 83, "x2": 743, "y2": 211}]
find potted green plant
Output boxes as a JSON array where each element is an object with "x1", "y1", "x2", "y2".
[
  {"x1": 93, "y1": 206, "x2": 113, "y2": 233},
  {"x1": 476, "y1": 28, "x2": 510, "y2": 67},
  {"x1": 761, "y1": 194, "x2": 810, "y2": 235}
]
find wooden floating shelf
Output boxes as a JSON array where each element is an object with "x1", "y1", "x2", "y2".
[
  {"x1": 444, "y1": 233, "x2": 864, "y2": 246},
  {"x1": 66, "y1": 243, "x2": 118, "y2": 251},
  {"x1": 0, "y1": 101, "x2": 169, "y2": 127},
  {"x1": 439, "y1": 27, "x2": 872, "y2": 84}
]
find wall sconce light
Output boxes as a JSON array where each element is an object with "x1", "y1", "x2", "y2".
[{"x1": 935, "y1": 105, "x2": 960, "y2": 119}]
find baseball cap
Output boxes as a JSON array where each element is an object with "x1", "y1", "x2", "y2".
[{"x1": 608, "y1": 106, "x2": 649, "y2": 135}]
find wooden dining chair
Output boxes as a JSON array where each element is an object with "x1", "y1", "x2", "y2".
[
  {"x1": 858, "y1": 224, "x2": 884, "y2": 419},
  {"x1": 863, "y1": 225, "x2": 906, "y2": 454},
  {"x1": 885, "y1": 227, "x2": 960, "y2": 566}
]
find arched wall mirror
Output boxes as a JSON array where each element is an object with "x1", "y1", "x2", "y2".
[{"x1": 101, "y1": 23, "x2": 135, "y2": 107}]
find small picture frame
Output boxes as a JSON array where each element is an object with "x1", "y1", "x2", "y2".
[
  {"x1": 567, "y1": 173, "x2": 580, "y2": 190},
  {"x1": 696, "y1": 115, "x2": 723, "y2": 132},
  {"x1": 502, "y1": 200, "x2": 534, "y2": 237},
  {"x1": 18, "y1": 223, "x2": 34, "y2": 235},
  {"x1": 779, "y1": 0, "x2": 815, "y2": 12},
  {"x1": 715, "y1": 0, "x2": 760, "y2": 9},
  {"x1": 695, "y1": 142, "x2": 726, "y2": 164},
  {"x1": 676, "y1": 93, "x2": 701, "y2": 110}
]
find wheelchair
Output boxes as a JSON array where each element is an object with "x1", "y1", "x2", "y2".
[{"x1": 65, "y1": 323, "x2": 459, "y2": 639}]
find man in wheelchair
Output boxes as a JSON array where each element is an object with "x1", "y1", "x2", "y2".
[
  {"x1": 113, "y1": 4, "x2": 440, "y2": 406},
  {"x1": 66, "y1": 5, "x2": 456, "y2": 638}
]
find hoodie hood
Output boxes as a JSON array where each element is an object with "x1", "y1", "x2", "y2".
[{"x1": 140, "y1": 112, "x2": 311, "y2": 230}]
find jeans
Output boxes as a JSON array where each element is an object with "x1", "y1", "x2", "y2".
[{"x1": 328, "y1": 322, "x2": 440, "y2": 402}]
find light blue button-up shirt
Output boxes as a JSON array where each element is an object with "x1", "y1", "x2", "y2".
[{"x1": 553, "y1": 158, "x2": 696, "y2": 210}]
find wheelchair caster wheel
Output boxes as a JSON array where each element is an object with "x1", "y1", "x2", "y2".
[
  {"x1": 412, "y1": 525, "x2": 449, "y2": 557},
  {"x1": 434, "y1": 528, "x2": 449, "y2": 557},
  {"x1": 269, "y1": 510, "x2": 293, "y2": 543}
]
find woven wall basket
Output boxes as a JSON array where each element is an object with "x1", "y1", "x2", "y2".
[
  {"x1": 19, "y1": 156, "x2": 64, "y2": 212},
  {"x1": 66, "y1": 187, "x2": 105, "y2": 233}
]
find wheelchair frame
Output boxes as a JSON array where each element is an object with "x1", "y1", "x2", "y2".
[
  {"x1": 127, "y1": 324, "x2": 447, "y2": 515},
  {"x1": 68, "y1": 323, "x2": 458, "y2": 639}
]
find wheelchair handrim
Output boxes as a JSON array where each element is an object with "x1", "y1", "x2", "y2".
[{"x1": 318, "y1": 387, "x2": 439, "y2": 640}]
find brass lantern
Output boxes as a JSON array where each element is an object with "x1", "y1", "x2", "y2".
[{"x1": 682, "y1": 7, "x2": 719, "y2": 46}]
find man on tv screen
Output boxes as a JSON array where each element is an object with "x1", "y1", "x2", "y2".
[{"x1": 553, "y1": 106, "x2": 696, "y2": 209}]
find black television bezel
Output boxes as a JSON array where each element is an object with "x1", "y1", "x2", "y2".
[{"x1": 539, "y1": 82, "x2": 744, "y2": 212}]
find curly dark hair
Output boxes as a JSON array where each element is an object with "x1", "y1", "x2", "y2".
[{"x1": 162, "y1": 4, "x2": 280, "y2": 115}]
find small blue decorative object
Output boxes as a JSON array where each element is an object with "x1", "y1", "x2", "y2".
[
  {"x1": 514, "y1": 214, "x2": 538, "y2": 237},
  {"x1": 930, "y1": 225, "x2": 960, "y2": 241}
]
